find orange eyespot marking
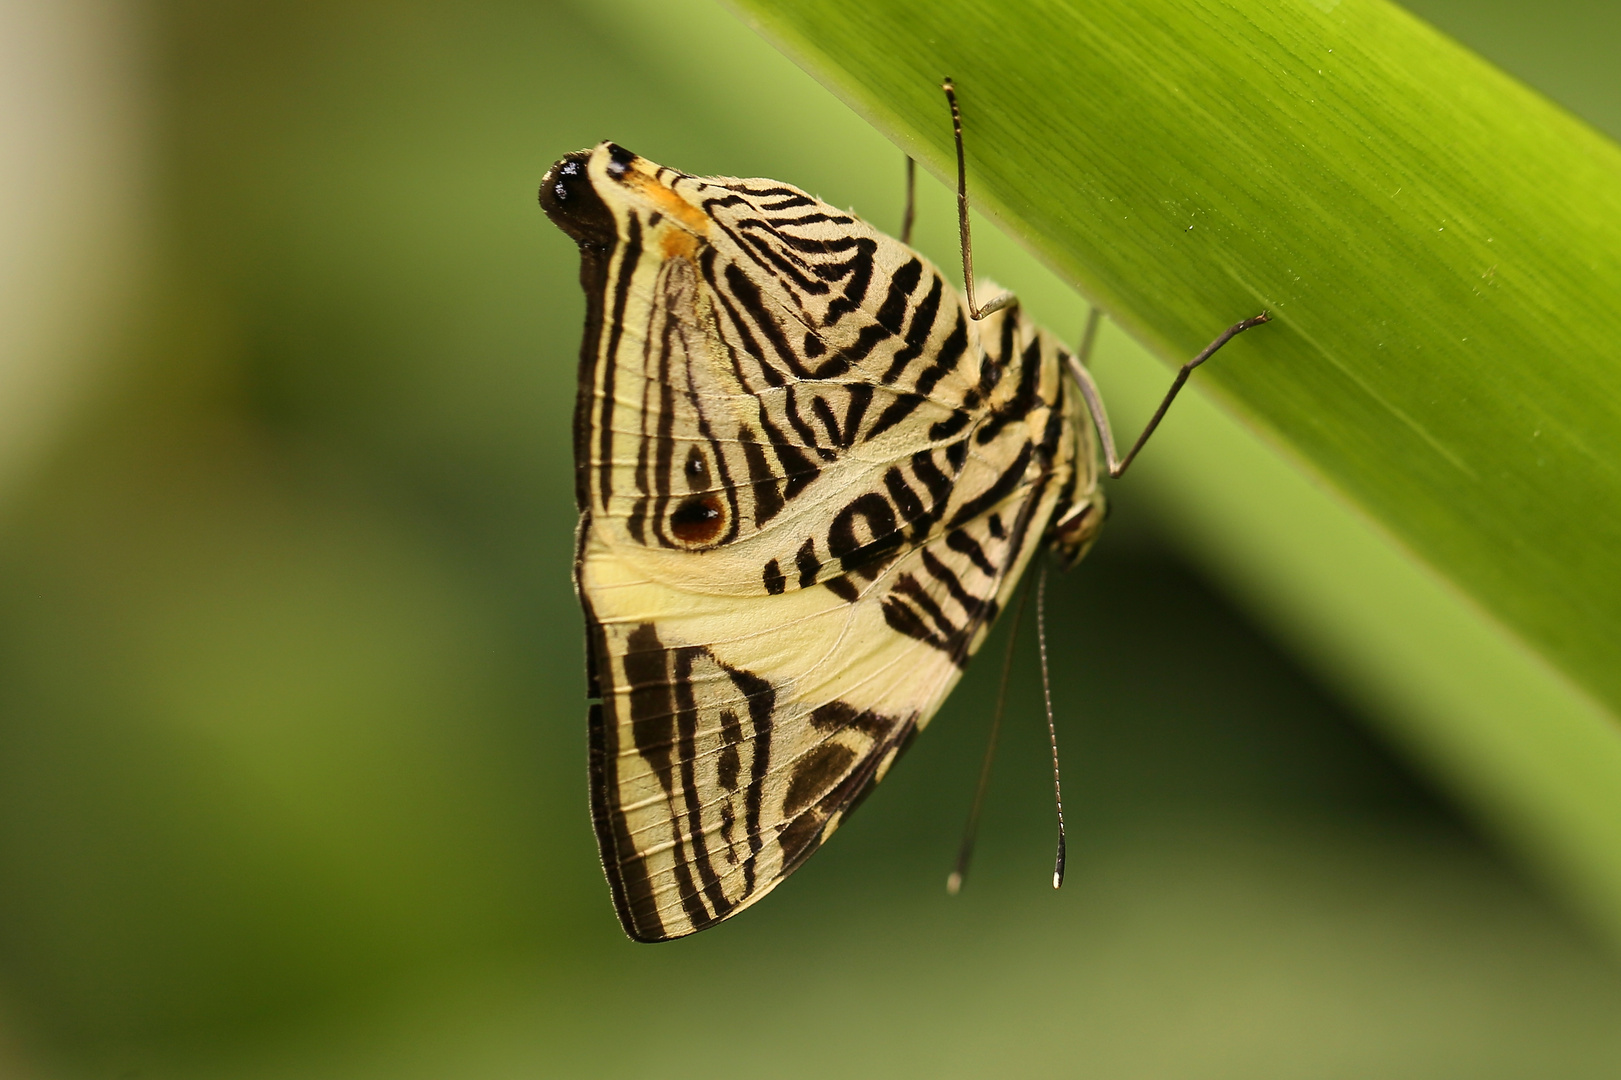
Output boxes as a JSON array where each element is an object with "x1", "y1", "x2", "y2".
[
  {"x1": 660, "y1": 228, "x2": 698, "y2": 260},
  {"x1": 669, "y1": 496, "x2": 725, "y2": 545}
]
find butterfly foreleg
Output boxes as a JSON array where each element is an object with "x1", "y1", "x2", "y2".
[
  {"x1": 938, "y1": 78, "x2": 1271, "y2": 477},
  {"x1": 1066, "y1": 309, "x2": 1272, "y2": 479},
  {"x1": 900, "y1": 155, "x2": 917, "y2": 247}
]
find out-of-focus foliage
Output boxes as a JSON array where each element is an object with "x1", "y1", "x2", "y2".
[
  {"x1": 0, "y1": 1, "x2": 1620, "y2": 1077},
  {"x1": 0, "y1": 0, "x2": 149, "y2": 498}
]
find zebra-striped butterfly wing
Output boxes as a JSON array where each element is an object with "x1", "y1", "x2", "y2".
[{"x1": 541, "y1": 141, "x2": 1106, "y2": 942}]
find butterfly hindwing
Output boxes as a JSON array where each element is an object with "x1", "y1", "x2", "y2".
[{"x1": 546, "y1": 142, "x2": 1101, "y2": 940}]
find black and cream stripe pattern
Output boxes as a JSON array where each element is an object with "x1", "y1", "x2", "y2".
[{"x1": 542, "y1": 142, "x2": 1104, "y2": 941}]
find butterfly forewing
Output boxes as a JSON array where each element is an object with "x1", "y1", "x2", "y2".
[{"x1": 544, "y1": 142, "x2": 1100, "y2": 941}]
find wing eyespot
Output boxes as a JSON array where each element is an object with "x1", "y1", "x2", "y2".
[
  {"x1": 670, "y1": 495, "x2": 727, "y2": 546},
  {"x1": 683, "y1": 446, "x2": 712, "y2": 487}
]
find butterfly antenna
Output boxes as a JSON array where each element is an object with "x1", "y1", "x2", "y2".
[
  {"x1": 1037, "y1": 562, "x2": 1067, "y2": 888},
  {"x1": 947, "y1": 572, "x2": 1034, "y2": 896},
  {"x1": 900, "y1": 156, "x2": 917, "y2": 246}
]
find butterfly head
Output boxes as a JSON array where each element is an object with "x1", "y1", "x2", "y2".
[
  {"x1": 539, "y1": 147, "x2": 617, "y2": 249},
  {"x1": 540, "y1": 142, "x2": 711, "y2": 252},
  {"x1": 1048, "y1": 489, "x2": 1108, "y2": 568}
]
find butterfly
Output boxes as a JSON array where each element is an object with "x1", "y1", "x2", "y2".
[{"x1": 539, "y1": 80, "x2": 1266, "y2": 942}]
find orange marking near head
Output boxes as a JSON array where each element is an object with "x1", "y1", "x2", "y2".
[
  {"x1": 621, "y1": 170, "x2": 709, "y2": 234},
  {"x1": 660, "y1": 228, "x2": 698, "y2": 260}
]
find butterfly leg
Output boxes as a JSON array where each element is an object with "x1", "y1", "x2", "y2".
[
  {"x1": 1065, "y1": 310, "x2": 1271, "y2": 478},
  {"x1": 900, "y1": 156, "x2": 917, "y2": 246},
  {"x1": 942, "y1": 78, "x2": 1015, "y2": 321}
]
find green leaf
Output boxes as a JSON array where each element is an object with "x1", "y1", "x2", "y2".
[{"x1": 723, "y1": 0, "x2": 1621, "y2": 942}]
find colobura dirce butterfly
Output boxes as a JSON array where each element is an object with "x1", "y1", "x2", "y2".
[{"x1": 538, "y1": 80, "x2": 1268, "y2": 942}]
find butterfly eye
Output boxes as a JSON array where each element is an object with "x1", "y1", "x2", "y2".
[
  {"x1": 1051, "y1": 495, "x2": 1107, "y2": 567},
  {"x1": 539, "y1": 151, "x2": 614, "y2": 248},
  {"x1": 669, "y1": 496, "x2": 725, "y2": 546},
  {"x1": 542, "y1": 155, "x2": 590, "y2": 206}
]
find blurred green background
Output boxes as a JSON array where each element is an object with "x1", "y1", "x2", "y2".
[{"x1": 3, "y1": 0, "x2": 1621, "y2": 1076}]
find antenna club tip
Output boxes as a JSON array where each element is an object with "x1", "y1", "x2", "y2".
[
  {"x1": 1052, "y1": 871, "x2": 1064, "y2": 890},
  {"x1": 946, "y1": 871, "x2": 963, "y2": 896}
]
